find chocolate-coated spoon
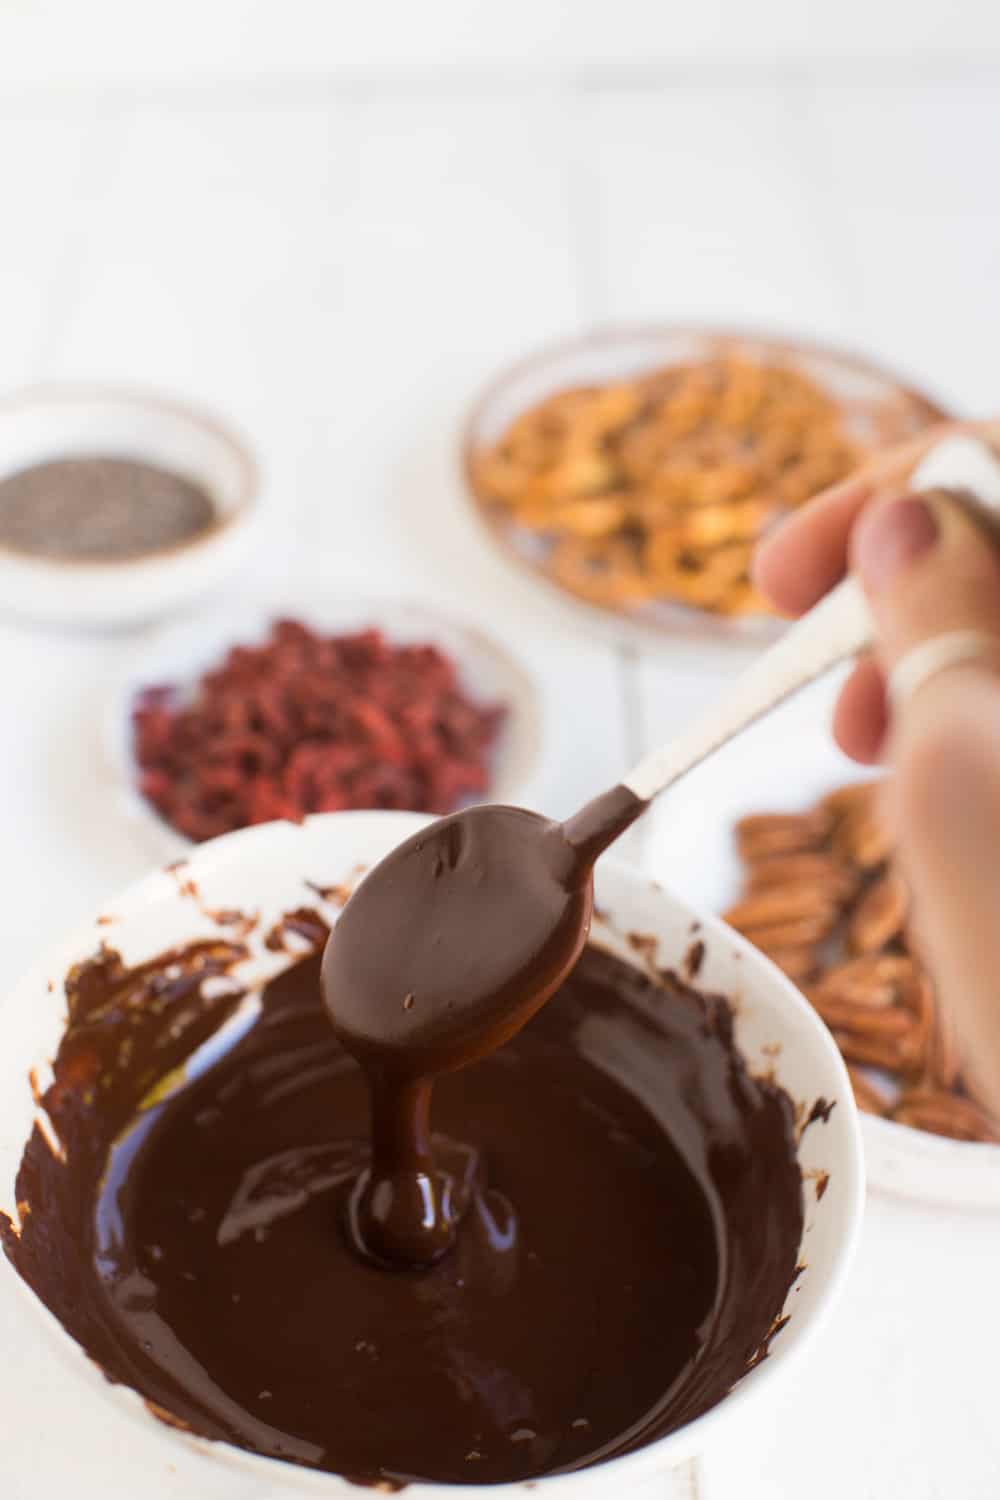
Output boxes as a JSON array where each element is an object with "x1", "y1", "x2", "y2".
[
  {"x1": 324, "y1": 435, "x2": 1000, "y2": 1267},
  {"x1": 321, "y1": 791, "x2": 642, "y2": 1267}
]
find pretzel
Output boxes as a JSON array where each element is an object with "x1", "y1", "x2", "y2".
[{"x1": 473, "y1": 356, "x2": 861, "y2": 615}]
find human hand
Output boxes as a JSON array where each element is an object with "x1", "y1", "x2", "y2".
[{"x1": 754, "y1": 419, "x2": 1000, "y2": 1114}]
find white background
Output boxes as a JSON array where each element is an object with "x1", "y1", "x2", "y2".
[{"x1": 1, "y1": 3, "x2": 999, "y2": 1496}]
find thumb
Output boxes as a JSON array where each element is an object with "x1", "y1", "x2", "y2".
[
  {"x1": 851, "y1": 490, "x2": 1000, "y2": 1117},
  {"x1": 851, "y1": 487, "x2": 1000, "y2": 663}
]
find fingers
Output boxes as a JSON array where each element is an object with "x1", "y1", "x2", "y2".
[
  {"x1": 851, "y1": 488, "x2": 1000, "y2": 1116},
  {"x1": 754, "y1": 475, "x2": 877, "y2": 616},
  {"x1": 890, "y1": 674, "x2": 1000, "y2": 1117},
  {"x1": 851, "y1": 489, "x2": 1000, "y2": 667},
  {"x1": 757, "y1": 418, "x2": 1000, "y2": 770},
  {"x1": 831, "y1": 656, "x2": 888, "y2": 764},
  {"x1": 754, "y1": 426, "x2": 957, "y2": 617}
]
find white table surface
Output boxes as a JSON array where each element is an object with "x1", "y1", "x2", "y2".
[{"x1": 2, "y1": 35, "x2": 1000, "y2": 1499}]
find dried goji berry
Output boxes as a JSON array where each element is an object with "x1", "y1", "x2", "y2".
[{"x1": 132, "y1": 622, "x2": 506, "y2": 841}]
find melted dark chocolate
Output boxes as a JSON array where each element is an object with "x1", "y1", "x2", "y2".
[
  {"x1": 2, "y1": 932, "x2": 803, "y2": 1489},
  {"x1": 321, "y1": 786, "x2": 646, "y2": 1264}
]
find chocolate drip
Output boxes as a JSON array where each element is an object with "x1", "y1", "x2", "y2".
[{"x1": 321, "y1": 792, "x2": 645, "y2": 1266}]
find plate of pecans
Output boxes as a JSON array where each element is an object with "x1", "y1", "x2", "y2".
[
  {"x1": 105, "y1": 588, "x2": 542, "y2": 862},
  {"x1": 642, "y1": 682, "x2": 1000, "y2": 1207},
  {"x1": 464, "y1": 328, "x2": 947, "y2": 639}
]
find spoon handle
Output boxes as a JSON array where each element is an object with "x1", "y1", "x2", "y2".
[{"x1": 623, "y1": 435, "x2": 1000, "y2": 804}]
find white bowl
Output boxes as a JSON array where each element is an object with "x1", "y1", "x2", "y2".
[
  {"x1": 0, "y1": 385, "x2": 260, "y2": 628},
  {"x1": 105, "y1": 592, "x2": 544, "y2": 863},
  {"x1": 0, "y1": 811, "x2": 863, "y2": 1499},
  {"x1": 641, "y1": 675, "x2": 1000, "y2": 1209}
]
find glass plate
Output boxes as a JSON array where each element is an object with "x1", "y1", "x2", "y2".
[{"x1": 463, "y1": 327, "x2": 950, "y2": 643}]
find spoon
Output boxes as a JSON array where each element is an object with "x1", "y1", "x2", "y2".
[{"x1": 323, "y1": 434, "x2": 1000, "y2": 1266}]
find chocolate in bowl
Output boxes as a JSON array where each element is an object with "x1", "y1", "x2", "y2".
[{"x1": 0, "y1": 814, "x2": 863, "y2": 1495}]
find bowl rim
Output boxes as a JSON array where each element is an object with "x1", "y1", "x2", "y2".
[
  {"x1": 460, "y1": 323, "x2": 953, "y2": 636},
  {"x1": 103, "y1": 590, "x2": 545, "y2": 861},
  {"x1": 0, "y1": 809, "x2": 865, "y2": 1499},
  {"x1": 0, "y1": 381, "x2": 260, "y2": 572},
  {"x1": 462, "y1": 323, "x2": 953, "y2": 442}
]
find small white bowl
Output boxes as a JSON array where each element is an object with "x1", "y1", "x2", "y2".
[
  {"x1": 105, "y1": 590, "x2": 544, "y2": 862},
  {"x1": 642, "y1": 675, "x2": 1000, "y2": 1209},
  {"x1": 0, "y1": 385, "x2": 260, "y2": 629},
  {"x1": 0, "y1": 811, "x2": 863, "y2": 1500}
]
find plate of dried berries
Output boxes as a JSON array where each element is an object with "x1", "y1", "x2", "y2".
[{"x1": 106, "y1": 587, "x2": 541, "y2": 862}]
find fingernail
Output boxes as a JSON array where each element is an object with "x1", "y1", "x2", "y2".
[{"x1": 854, "y1": 496, "x2": 939, "y2": 594}]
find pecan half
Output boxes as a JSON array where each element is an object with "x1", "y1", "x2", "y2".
[
  {"x1": 924, "y1": 988, "x2": 962, "y2": 1090},
  {"x1": 892, "y1": 1089, "x2": 1000, "y2": 1143},
  {"x1": 820, "y1": 782, "x2": 880, "y2": 821},
  {"x1": 832, "y1": 1024, "x2": 921, "y2": 1076},
  {"x1": 753, "y1": 943, "x2": 820, "y2": 982},
  {"x1": 747, "y1": 850, "x2": 859, "y2": 903},
  {"x1": 812, "y1": 953, "x2": 916, "y2": 1010},
  {"x1": 730, "y1": 914, "x2": 837, "y2": 949},
  {"x1": 832, "y1": 800, "x2": 892, "y2": 869},
  {"x1": 902, "y1": 917, "x2": 931, "y2": 965},
  {"x1": 895, "y1": 964, "x2": 933, "y2": 1016},
  {"x1": 809, "y1": 993, "x2": 914, "y2": 1039},
  {"x1": 901, "y1": 966, "x2": 935, "y2": 1061},
  {"x1": 847, "y1": 1065, "x2": 891, "y2": 1116},
  {"x1": 724, "y1": 884, "x2": 839, "y2": 932},
  {"x1": 735, "y1": 811, "x2": 833, "y2": 860},
  {"x1": 848, "y1": 869, "x2": 909, "y2": 955}
]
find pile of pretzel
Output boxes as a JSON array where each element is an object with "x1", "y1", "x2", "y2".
[{"x1": 470, "y1": 357, "x2": 859, "y2": 615}]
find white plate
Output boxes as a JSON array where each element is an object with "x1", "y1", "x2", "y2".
[
  {"x1": 0, "y1": 811, "x2": 863, "y2": 1500},
  {"x1": 641, "y1": 674, "x2": 1000, "y2": 1209},
  {"x1": 0, "y1": 385, "x2": 261, "y2": 629},
  {"x1": 105, "y1": 588, "x2": 543, "y2": 862}
]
